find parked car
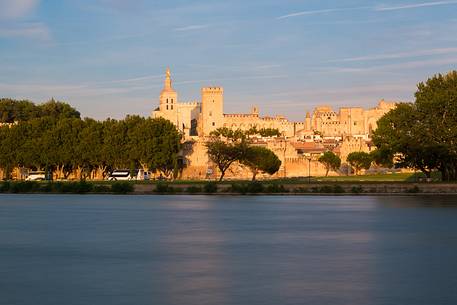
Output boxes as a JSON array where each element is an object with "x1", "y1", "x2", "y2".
[{"x1": 25, "y1": 171, "x2": 46, "y2": 181}]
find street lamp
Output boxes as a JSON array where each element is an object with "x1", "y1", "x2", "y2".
[{"x1": 307, "y1": 157, "x2": 312, "y2": 184}]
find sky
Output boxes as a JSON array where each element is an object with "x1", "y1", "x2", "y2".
[{"x1": 1, "y1": 0, "x2": 456, "y2": 120}]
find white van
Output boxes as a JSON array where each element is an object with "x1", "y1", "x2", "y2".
[
  {"x1": 108, "y1": 169, "x2": 151, "y2": 181},
  {"x1": 108, "y1": 170, "x2": 135, "y2": 181},
  {"x1": 26, "y1": 171, "x2": 46, "y2": 181}
]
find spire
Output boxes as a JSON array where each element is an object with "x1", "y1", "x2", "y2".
[{"x1": 164, "y1": 67, "x2": 172, "y2": 91}]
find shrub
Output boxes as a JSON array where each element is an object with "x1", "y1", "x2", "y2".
[
  {"x1": 405, "y1": 186, "x2": 421, "y2": 193},
  {"x1": 230, "y1": 182, "x2": 266, "y2": 194},
  {"x1": 294, "y1": 187, "x2": 309, "y2": 193},
  {"x1": 9, "y1": 181, "x2": 40, "y2": 193},
  {"x1": 265, "y1": 184, "x2": 288, "y2": 193},
  {"x1": 111, "y1": 181, "x2": 133, "y2": 194},
  {"x1": 186, "y1": 186, "x2": 202, "y2": 194},
  {"x1": 0, "y1": 181, "x2": 11, "y2": 193},
  {"x1": 93, "y1": 184, "x2": 111, "y2": 193},
  {"x1": 311, "y1": 185, "x2": 345, "y2": 194},
  {"x1": 40, "y1": 182, "x2": 53, "y2": 193},
  {"x1": 155, "y1": 183, "x2": 176, "y2": 194},
  {"x1": 247, "y1": 181, "x2": 264, "y2": 193},
  {"x1": 332, "y1": 185, "x2": 345, "y2": 193},
  {"x1": 351, "y1": 186, "x2": 364, "y2": 194},
  {"x1": 203, "y1": 182, "x2": 218, "y2": 193}
]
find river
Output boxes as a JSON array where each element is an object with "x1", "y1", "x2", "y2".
[{"x1": 1, "y1": 195, "x2": 456, "y2": 305}]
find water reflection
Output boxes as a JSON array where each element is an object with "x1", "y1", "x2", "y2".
[{"x1": 1, "y1": 195, "x2": 457, "y2": 305}]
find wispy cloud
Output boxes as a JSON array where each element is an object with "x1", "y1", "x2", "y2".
[
  {"x1": 277, "y1": 7, "x2": 368, "y2": 19},
  {"x1": 375, "y1": 0, "x2": 457, "y2": 11},
  {"x1": 331, "y1": 47, "x2": 457, "y2": 62},
  {"x1": 0, "y1": 22, "x2": 50, "y2": 41},
  {"x1": 278, "y1": 1, "x2": 457, "y2": 19},
  {"x1": 174, "y1": 24, "x2": 209, "y2": 32},
  {"x1": 0, "y1": 0, "x2": 39, "y2": 19}
]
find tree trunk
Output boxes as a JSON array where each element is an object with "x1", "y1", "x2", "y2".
[
  {"x1": 252, "y1": 171, "x2": 257, "y2": 181},
  {"x1": 325, "y1": 168, "x2": 329, "y2": 177},
  {"x1": 219, "y1": 170, "x2": 226, "y2": 182}
]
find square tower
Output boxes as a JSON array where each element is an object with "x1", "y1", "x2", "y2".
[{"x1": 200, "y1": 87, "x2": 224, "y2": 136}]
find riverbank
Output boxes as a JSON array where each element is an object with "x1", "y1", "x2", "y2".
[{"x1": 1, "y1": 180, "x2": 457, "y2": 195}]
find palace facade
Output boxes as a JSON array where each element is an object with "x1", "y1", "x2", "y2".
[
  {"x1": 151, "y1": 68, "x2": 398, "y2": 179},
  {"x1": 152, "y1": 68, "x2": 396, "y2": 140}
]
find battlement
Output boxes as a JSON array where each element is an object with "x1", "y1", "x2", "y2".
[
  {"x1": 202, "y1": 87, "x2": 224, "y2": 93},
  {"x1": 179, "y1": 101, "x2": 199, "y2": 107}
]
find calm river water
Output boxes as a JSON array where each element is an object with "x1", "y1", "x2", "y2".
[{"x1": 1, "y1": 195, "x2": 457, "y2": 305}]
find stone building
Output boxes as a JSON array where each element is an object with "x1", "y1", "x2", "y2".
[
  {"x1": 151, "y1": 68, "x2": 398, "y2": 179},
  {"x1": 152, "y1": 68, "x2": 395, "y2": 140}
]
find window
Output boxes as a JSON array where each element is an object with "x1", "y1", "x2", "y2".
[
  {"x1": 209, "y1": 111, "x2": 212, "y2": 116},
  {"x1": 171, "y1": 105, "x2": 173, "y2": 110},
  {"x1": 166, "y1": 105, "x2": 168, "y2": 110},
  {"x1": 212, "y1": 122, "x2": 215, "y2": 126},
  {"x1": 171, "y1": 99, "x2": 173, "y2": 103},
  {"x1": 166, "y1": 98, "x2": 168, "y2": 103}
]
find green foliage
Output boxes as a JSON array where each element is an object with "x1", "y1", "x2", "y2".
[
  {"x1": 203, "y1": 182, "x2": 218, "y2": 193},
  {"x1": 230, "y1": 182, "x2": 288, "y2": 194},
  {"x1": 241, "y1": 146, "x2": 281, "y2": 180},
  {"x1": 0, "y1": 99, "x2": 181, "y2": 181},
  {"x1": 246, "y1": 126, "x2": 281, "y2": 137},
  {"x1": 347, "y1": 152, "x2": 372, "y2": 175},
  {"x1": 230, "y1": 182, "x2": 264, "y2": 194},
  {"x1": 9, "y1": 181, "x2": 41, "y2": 193},
  {"x1": 318, "y1": 151, "x2": 341, "y2": 176},
  {"x1": 155, "y1": 183, "x2": 176, "y2": 194},
  {"x1": 206, "y1": 129, "x2": 247, "y2": 181},
  {"x1": 264, "y1": 184, "x2": 288, "y2": 193},
  {"x1": 111, "y1": 182, "x2": 133, "y2": 194},
  {"x1": 0, "y1": 98, "x2": 80, "y2": 123},
  {"x1": 186, "y1": 186, "x2": 202, "y2": 193},
  {"x1": 207, "y1": 127, "x2": 281, "y2": 181},
  {"x1": 370, "y1": 148, "x2": 394, "y2": 168},
  {"x1": 351, "y1": 186, "x2": 364, "y2": 194},
  {"x1": 311, "y1": 185, "x2": 345, "y2": 193},
  {"x1": 373, "y1": 71, "x2": 457, "y2": 181}
]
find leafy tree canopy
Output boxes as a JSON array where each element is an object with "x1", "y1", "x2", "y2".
[{"x1": 318, "y1": 151, "x2": 341, "y2": 177}]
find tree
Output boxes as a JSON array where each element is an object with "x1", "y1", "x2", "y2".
[
  {"x1": 206, "y1": 139, "x2": 246, "y2": 181},
  {"x1": 318, "y1": 151, "x2": 341, "y2": 177},
  {"x1": 373, "y1": 71, "x2": 457, "y2": 180},
  {"x1": 347, "y1": 152, "x2": 372, "y2": 175},
  {"x1": 241, "y1": 146, "x2": 281, "y2": 180},
  {"x1": 145, "y1": 118, "x2": 182, "y2": 178},
  {"x1": 246, "y1": 127, "x2": 281, "y2": 137},
  {"x1": 206, "y1": 127, "x2": 247, "y2": 181}
]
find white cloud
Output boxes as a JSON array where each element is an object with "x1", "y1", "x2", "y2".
[
  {"x1": 0, "y1": 0, "x2": 39, "y2": 19},
  {"x1": 174, "y1": 24, "x2": 209, "y2": 32},
  {"x1": 375, "y1": 1, "x2": 457, "y2": 11}
]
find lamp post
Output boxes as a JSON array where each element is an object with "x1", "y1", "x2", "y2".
[{"x1": 307, "y1": 157, "x2": 312, "y2": 184}]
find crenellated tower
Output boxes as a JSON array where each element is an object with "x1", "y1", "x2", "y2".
[{"x1": 200, "y1": 87, "x2": 224, "y2": 136}]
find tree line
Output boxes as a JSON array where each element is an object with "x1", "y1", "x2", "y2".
[{"x1": 0, "y1": 99, "x2": 181, "y2": 180}]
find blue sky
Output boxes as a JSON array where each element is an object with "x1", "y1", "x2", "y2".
[{"x1": 1, "y1": 0, "x2": 456, "y2": 120}]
